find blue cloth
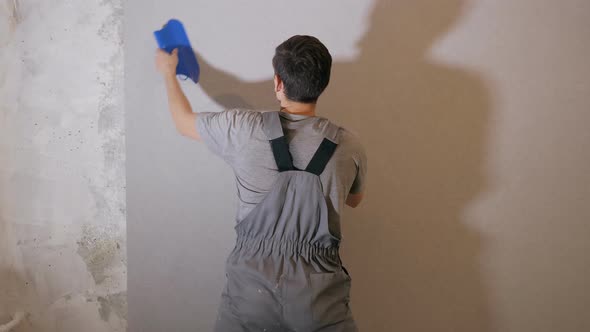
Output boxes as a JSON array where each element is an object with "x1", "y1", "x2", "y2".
[{"x1": 154, "y1": 19, "x2": 200, "y2": 83}]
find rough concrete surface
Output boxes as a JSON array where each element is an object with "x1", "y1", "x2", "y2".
[{"x1": 0, "y1": 0, "x2": 126, "y2": 331}]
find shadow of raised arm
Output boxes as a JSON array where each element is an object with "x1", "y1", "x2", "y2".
[{"x1": 195, "y1": 50, "x2": 277, "y2": 110}]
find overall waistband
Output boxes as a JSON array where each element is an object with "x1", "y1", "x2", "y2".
[{"x1": 233, "y1": 234, "x2": 340, "y2": 259}]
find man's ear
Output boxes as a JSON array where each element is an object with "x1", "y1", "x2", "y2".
[{"x1": 274, "y1": 75, "x2": 283, "y2": 92}]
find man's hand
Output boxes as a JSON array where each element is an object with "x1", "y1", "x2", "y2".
[{"x1": 155, "y1": 48, "x2": 179, "y2": 77}]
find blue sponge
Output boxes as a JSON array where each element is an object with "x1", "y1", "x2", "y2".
[{"x1": 154, "y1": 19, "x2": 200, "y2": 84}]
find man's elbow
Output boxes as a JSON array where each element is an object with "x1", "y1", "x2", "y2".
[
  {"x1": 346, "y1": 192, "x2": 364, "y2": 208},
  {"x1": 346, "y1": 201, "x2": 360, "y2": 208},
  {"x1": 174, "y1": 116, "x2": 201, "y2": 140},
  {"x1": 176, "y1": 125, "x2": 201, "y2": 141}
]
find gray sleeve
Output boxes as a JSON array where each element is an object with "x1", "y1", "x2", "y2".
[
  {"x1": 196, "y1": 109, "x2": 256, "y2": 163},
  {"x1": 349, "y1": 142, "x2": 367, "y2": 194}
]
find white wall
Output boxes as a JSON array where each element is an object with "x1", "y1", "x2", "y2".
[
  {"x1": 127, "y1": 0, "x2": 589, "y2": 331},
  {"x1": 0, "y1": 0, "x2": 126, "y2": 331}
]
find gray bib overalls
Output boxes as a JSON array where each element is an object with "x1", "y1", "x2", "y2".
[{"x1": 214, "y1": 111, "x2": 357, "y2": 332}]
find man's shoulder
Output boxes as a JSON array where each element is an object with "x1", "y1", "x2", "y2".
[
  {"x1": 320, "y1": 118, "x2": 362, "y2": 145},
  {"x1": 220, "y1": 108, "x2": 264, "y2": 125},
  {"x1": 317, "y1": 117, "x2": 364, "y2": 155},
  {"x1": 226, "y1": 108, "x2": 263, "y2": 117},
  {"x1": 337, "y1": 127, "x2": 361, "y2": 143}
]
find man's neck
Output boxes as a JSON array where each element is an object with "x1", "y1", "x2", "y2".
[{"x1": 279, "y1": 100, "x2": 316, "y2": 117}]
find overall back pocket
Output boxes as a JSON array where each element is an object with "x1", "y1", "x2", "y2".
[{"x1": 308, "y1": 269, "x2": 352, "y2": 325}]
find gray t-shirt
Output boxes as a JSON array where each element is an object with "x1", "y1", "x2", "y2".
[{"x1": 196, "y1": 109, "x2": 367, "y2": 228}]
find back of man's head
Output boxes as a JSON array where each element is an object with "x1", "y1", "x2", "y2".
[{"x1": 272, "y1": 35, "x2": 332, "y2": 104}]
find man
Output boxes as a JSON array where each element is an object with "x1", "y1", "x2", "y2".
[{"x1": 155, "y1": 35, "x2": 366, "y2": 331}]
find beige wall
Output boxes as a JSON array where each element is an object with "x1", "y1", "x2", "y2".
[
  {"x1": 338, "y1": 1, "x2": 590, "y2": 331},
  {"x1": 127, "y1": 0, "x2": 589, "y2": 331}
]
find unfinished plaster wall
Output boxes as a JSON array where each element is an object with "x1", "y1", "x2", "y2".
[{"x1": 0, "y1": 1, "x2": 126, "y2": 331}]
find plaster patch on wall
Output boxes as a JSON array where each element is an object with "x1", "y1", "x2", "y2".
[
  {"x1": 94, "y1": 0, "x2": 125, "y2": 226},
  {"x1": 97, "y1": 296, "x2": 111, "y2": 322},
  {"x1": 98, "y1": 0, "x2": 124, "y2": 46},
  {"x1": 4, "y1": 0, "x2": 21, "y2": 31},
  {"x1": 97, "y1": 291, "x2": 127, "y2": 322},
  {"x1": 76, "y1": 224, "x2": 123, "y2": 285}
]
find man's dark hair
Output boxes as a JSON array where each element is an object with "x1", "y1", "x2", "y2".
[{"x1": 272, "y1": 35, "x2": 332, "y2": 104}]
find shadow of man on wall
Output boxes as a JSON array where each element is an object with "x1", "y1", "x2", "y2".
[{"x1": 196, "y1": 0, "x2": 494, "y2": 330}]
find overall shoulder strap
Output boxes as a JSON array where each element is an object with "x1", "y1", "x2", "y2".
[
  {"x1": 262, "y1": 111, "x2": 284, "y2": 140},
  {"x1": 262, "y1": 111, "x2": 296, "y2": 172},
  {"x1": 305, "y1": 121, "x2": 340, "y2": 175}
]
